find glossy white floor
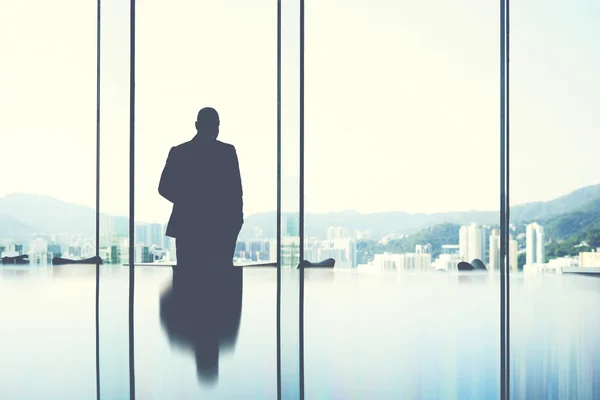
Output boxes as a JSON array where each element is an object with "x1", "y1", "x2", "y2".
[{"x1": 0, "y1": 265, "x2": 598, "y2": 399}]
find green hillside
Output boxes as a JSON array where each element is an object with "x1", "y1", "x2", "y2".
[
  {"x1": 545, "y1": 228, "x2": 600, "y2": 259},
  {"x1": 535, "y1": 198, "x2": 600, "y2": 259},
  {"x1": 357, "y1": 223, "x2": 461, "y2": 262},
  {"x1": 542, "y1": 199, "x2": 600, "y2": 240}
]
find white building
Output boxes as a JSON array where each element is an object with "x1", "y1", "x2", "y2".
[
  {"x1": 489, "y1": 230, "x2": 519, "y2": 272},
  {"x1": 415, "y1": 244, "x2": 432, "y2": 254},
  {"x1": 304, "y1": 237, "x2": 357, "y2": 268},
  {"x1": 269, "y1": 239, "x2": 278, "y2": 263},
  {"x1": 489, "y1": 230, "x2": 500, "y2": 271},
  {"x1": 354, "y1": 230, "x2": 371, "y2": 240},
  {"x1": 434, "y1": 254, "x2": 462, "y2": 271},
  {"x1": 579, "y1": 249, "x2": 600, "y2": 268},
  {"x1": 526, "y1": 222, "x2": 545, "y2": 265},
  {"x1": 509, "y1": 238, "x2": 519, "y2": 271},
  {"x1": 149, "y1": 223, "x2": 164, "y2": 248},
  {"x1": 372, "y1": 252, "x2": 432, "y2": 272},
  {"x1": 432, "y1": 245, "x2": 461, "y2": 271},
  {"x1": 29, "y1": 238, "x2": 49, "y2": 264},
  {"x1": 327, "y1": 226, "x2": 347, "y2": 241},
  {"x1": 459, "y1": 223, "x2": 486, "y2": 262},
  {"x1": 524, "y1": 256, "x2": 578, "y2": 275}
]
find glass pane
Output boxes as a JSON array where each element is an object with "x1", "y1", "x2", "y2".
[
  {"x1": 134, "y1": 0, "x2": 278, "y2": 397},
  {"x1": 304, "y1": 1, "x2": 501, "y2": 398},
  {"x1": 280, "y1": 0, "x2": 302, "y2": 398},
  {"x1": 97, "y1": 0, "x2": 132, "y2": 397},
  {"x1": 0, "y1": 1, "x2": 97, "y2": 398},
  {"x1": 510, "y1": 1, "x2": 600, "y2": 398}
]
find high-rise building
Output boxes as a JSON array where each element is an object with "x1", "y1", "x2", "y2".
[
  {"x1": 135, "y1": 223, "x2": 150, "y2": 246},
  {"x1": 48, "y1": 244, "x2": 61, "y2": 258},
  {"x1": 246, "y1": 239, "x2": 271, "y2": 262},
  {"x1": 459, "y1": 223, "x2": 485, "y2": 262},
  {"x1": 489, "y1": 229, "x2": 500, "y2": 271},
  {"x1": 100, "y1": 214, "x2": 115, "y2": 238},
  {"x1": 269, "y1": 239, "x2": 277, "y2": 263},
  {"x1": 526, "y1": 223, "x2": 544, "y2": 265},
  {"x1": 168, "y1": 238, "x2": 177, "y2": 262},
  {"x1": 114, "y1": 216, "x2": 129, "y2": 237},
  {"x1": 509, "y1": 238, "x2": 518, "y2": 271},
  {"x1": 488, "y1": 230, "x2": 518, "y2": 272},
  {"x1": 29, "y1": 238, "x2": 49, "y2": 264},
  {"x1": 149, "y1": 223, "x2": 163, "y2": 248},
  {"x1": 282, "y1": 213, "x2": 299, "y2": 237},
  {"x1": 327, "y1": 226, "x2": 347, "y2": 241},
  {"x1": 332, "y1": 238, "x2": 357, "y2": 267},
  {"x1": 415, "y1": 243, "x2": 432, "y2": 254},
  {"x1": 355, "y1": 230, "x2": 370, "y2": 240},
  {"x1": 281, "y1": 236, "x2": 300, "y2": 267}
]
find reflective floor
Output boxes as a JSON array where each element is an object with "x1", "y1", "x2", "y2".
[{"x1": 0, "y1": 265, "x2": 599, "y2": 399}]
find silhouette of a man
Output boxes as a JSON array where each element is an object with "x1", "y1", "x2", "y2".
[{"x1": 159, "y1": 107, "x2": 243, "y2": 266}]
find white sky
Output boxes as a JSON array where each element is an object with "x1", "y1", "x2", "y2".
[{"x1": 1, "y1": 0, "x2": 598, "y2": 223}]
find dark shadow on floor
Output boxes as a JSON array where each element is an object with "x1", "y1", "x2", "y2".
[{"x1": 159, "y1": 264, "x2": 243, "y2": 386}]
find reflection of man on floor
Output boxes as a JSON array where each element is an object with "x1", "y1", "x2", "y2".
[
  {"x1": 159, "y1": 107, "x2": 244, "y2": 266},
  {"x1": 160, "y1": 265, "x2": 243, "y2": 385}
]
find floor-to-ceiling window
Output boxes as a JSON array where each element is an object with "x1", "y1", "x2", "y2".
[
  {"x1": 0, "y1": 1, "x2": 98, "y2": 398},
  {"x1": 303, "y1": 1, "x2": 501, "y2": 398},
  {"x1": 132, "y1": 1, "x2": 278, "y2": 398},
  {"x1": 97, "y1": 0, "x2": 132, "y2": 397},
  {"x1": 509, "y1": 1, "x2": 600, "y2": 398}
]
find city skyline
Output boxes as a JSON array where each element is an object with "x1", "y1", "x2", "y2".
[{"x1": 4, "y1": 218, "x2": 599, "y2": 273}]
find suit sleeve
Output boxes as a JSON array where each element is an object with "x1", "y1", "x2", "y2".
[
  {"x1": 231, "y1": 146, "x2": 244, "y2": 226},
  {"x1": 158, "y1": 147, "x2": 179, "y2": 203}
]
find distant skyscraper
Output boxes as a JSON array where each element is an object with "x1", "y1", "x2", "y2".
[
  {"x1": 269, "y1": 239, "x2": 277, "y2": 263},
  {"x1": 489, "y1": 229, "x2": 500, "y2": 271},
  {"x1": 149, "y1": 223, "x2": 163, "y2": 248},
  {"x1": 526, "y1": 223, "x2": 544, "y2": 265},
  {"x1": 281, "y1": 236, "x2": 300, "y2": 267},
  {"x1": 459, "y1": 223, "x2": 485, "y2": 262},
  {"x1": 415, "y1": 243, "x2": 432, "y2": 254},
  {"x1": 100, "y1": 214, "x2": 115, "y2": 238},
  {"x1": 327, "y1": 226, "x2": 347, "y2": 241},
  {"x1": 509, "y1": 237, "x2": 518, "y2": 271},
  {"x1": 488, "y1": 230, "x2": 518, "y2": 272},
  {"x1": 282, "y1": 213, "x2": 299, "y2": 237},
  {"x1": 135, "y1": 223, "x2": 150, "y2": 246},
  {"x1": 114, "y1": 217, "x2": 129, "y2": 237}
]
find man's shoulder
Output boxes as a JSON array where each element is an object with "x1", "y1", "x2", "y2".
[
  {"x1": 172, "y1": 139, "x2": 194, "y2": 151},
  {"x1": 169, "y1": 138, "x2": 235, "y2": 156},
  {"x1": 215, "y1": 140, "x2": 235, "y2": 151}
]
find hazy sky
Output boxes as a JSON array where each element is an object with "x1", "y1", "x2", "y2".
[{"x1": 1, "y1": 0, "x2": 598, "y2": 224}]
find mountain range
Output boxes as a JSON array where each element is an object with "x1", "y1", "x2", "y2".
[{"x1": 1, "y1": 183, "x2": 599, "y2": 241}]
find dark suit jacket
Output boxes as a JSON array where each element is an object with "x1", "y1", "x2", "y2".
[{"x1": 159, "y1": 134, "x2": 243, "y2": 239}]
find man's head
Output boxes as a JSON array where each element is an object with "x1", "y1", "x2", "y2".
[{"x1": 195, "y1": 107, "x2": 220, "y2": 139}]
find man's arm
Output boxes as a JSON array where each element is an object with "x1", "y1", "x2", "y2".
[
  {"x1": 158, "y1": 147, "x2": 179, "y2": 203},
  {"x1": 231, "y1": 146, "x2": 244, "y2": 226}
]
